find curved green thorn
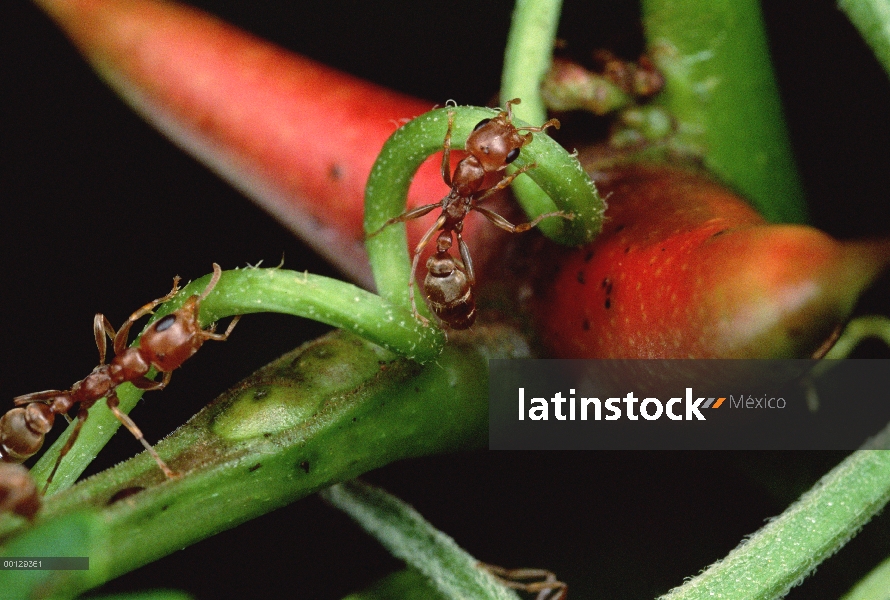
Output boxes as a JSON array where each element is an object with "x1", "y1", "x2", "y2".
[{"x1": 364, "y1": 105, "x2": 604, "y2": 308}]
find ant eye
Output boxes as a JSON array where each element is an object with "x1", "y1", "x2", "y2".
[
  {"x1": 154, "y1": 314, "x2": 177, "y2": 332},
  {"x1": 505, "y1": 148, "x2": 521, "y2": 164},
  {"x1": 473, "y1": 118, "x2": 491, "y2": 132}
]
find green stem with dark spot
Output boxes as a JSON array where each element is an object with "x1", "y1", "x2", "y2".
[
  {"x1": 1, "y1": 328, "x2": 495, "y2": 599},
  {"x1": 29, "y1": 267, "x2": 446, "y2": 495}
]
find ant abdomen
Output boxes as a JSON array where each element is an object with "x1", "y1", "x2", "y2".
[
  {"x1": 0, "y1": 403, "x2": 53, "y2": 462},
  {"x1": 424, "y1": 250, "x2": 476, "y2": 330}
]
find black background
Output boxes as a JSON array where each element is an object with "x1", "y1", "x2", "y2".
[{"x1": 3, "y1": 1, "x2": 890, "y2": 598}]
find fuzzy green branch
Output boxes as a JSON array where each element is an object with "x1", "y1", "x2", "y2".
[
  {"x1": 822, "y1": 315, "x2": 890, "y2": 361},
  {"x1": 342, "y1": 569, "x2": 450, "y2": 600},
  {"x1": 323, "y1": 480, "x2": 522, "y2": 600},
  {"x1": 1, "y1": 328, "x2": 494, "y2": 599},
  {"x1": 840, "y1": 554, "x2": 890, "y2": 600},
  {"x1": 501, "y1": 0, "x2": 569, "y2": 233},
  {"x1": 840, "y1": 0, "x2": 890, "y2": 80},
  {"x1": 29, "y1": 267, "x2": 446, "y2": 494},
  {"x1": 641, "y1": 0, "x2": 808, "y2": 224},
  {"x1": 364, "y1": 105, "x2": 604, "y2": 307},
  {"x1": 501, "y1": 0, "x2": 561, "y2": 125},
  {"x1": 658, "y1": 450, "x2": 890, "y2": 599}
]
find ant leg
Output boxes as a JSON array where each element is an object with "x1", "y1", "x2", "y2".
[
  {"x1": 515, "y1": 118, "x2": 561, "y2": 135},
  {"x1": 409, "y1": 214, "x2": 447, "y2": 323},
  {"x1": 197, "y1": 263, "x2": 223, "y2": 302},
  {"x1": 113, "y1": 276, "x2": 182, "y2": 356},
  {"x1": 455, "y1": 232, "x2": 475, "y2": 285},
  {"x1": 43, "y1": 405, "x2": 90, "y2": 493},
  {"x1": 472, "y1": 163, "x2": 537, "y2": 205},
  {"x1": 131, "y1": 369, "x2": 172, "y2": 392},
  {"x1": 365, "y1": 202, "x2": 442, "y2": 239},
  {"x1": 504, "y1": 98, "x2": 561, "y2": 135},
  {"x1": 474, "y1": 204, "x2": 575, "y2": 234},
  {"x1": 105, "y1": 392, "x2": 177, "y2": 479},
  {"x1": 13, "y1": 390, "x2": 65, "y2": 406},
  {"x1": 200, "y1": 314, "x2": 241, "y2": 342},
  {"x1": 441, "y1": 110, "x2": 456, "y2": 187},
  {"x1": 94, "y1": 313, "x2": 116, "y2": 365},
  {"x1": 479, "y1": 563, "x2": 567, "y2": 600},
  {"x1": 504, "y1": 98, "x2": 521, "y2": 120}
]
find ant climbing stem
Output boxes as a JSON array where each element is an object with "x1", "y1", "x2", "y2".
[
  {"x1": 0, "y1": 263, "x2": 241, "y2": 494},
  {"x1": 367, "y1": 98, "x2": 574, "y2": 329}
]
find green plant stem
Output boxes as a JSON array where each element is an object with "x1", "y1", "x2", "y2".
[
  {"x1": 822, "y1": 315, "x2": 890, "y2": 360},
  {"x1": 502, "y1": 0, "x2": 561, "y2": 126},
  {"x1": 323, "y1": 481, "x2": 522, "y2": 600},
  {"x1": 501, "y1": 0, "x2": 568, "y2": 233},
  {"x1": 1, "y1": 328, "x2": 497, "y2": 598},
  {"x1": 641, "y1": 0, "x2": 808, "y2": 224},
  {"x1": 342, "y1": 569, "x2": 450, "y2": 600},
  {"x1": 364, "y1": 106, "x2": 604, "y2": 308},
  {"x1": 840, "y1": 0, "x2": 890, "y2": 79},
  {"x1": 658, "y1": 450, "x2": 890, "y2": 599},
  {"x1": 29, "y1": 267, "x2": 445, "y2": 494},
  {"x1": 840, "y1": 554, "x2": 890, "y2": 600},
  {"x1": 90, "y1": 592, "x2": 194, "y2": 600}
]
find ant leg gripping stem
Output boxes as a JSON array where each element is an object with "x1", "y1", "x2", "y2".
[
  {"x1": 2, "y1": 264, "x2": 240, "y2": 496},
  {"x1": 479, "y1": 563, "x2": 568, "y2": 600},
  {"x1": 106, "y1": 393, "x2": 177, "y2": 480}
]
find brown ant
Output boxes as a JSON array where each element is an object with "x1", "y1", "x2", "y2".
[
  {"x1": 480, "y1": 563, "x2": 568, "y2": 600},
  {"x1": 0, "y1": 463, "x2": 40, "y2": 520},
  {"x1": 0, "y1": 263, "x2": 240, "y2": 492},
  {"x1": 368, "y1": 98, "x2": 572, "y2": 329}
]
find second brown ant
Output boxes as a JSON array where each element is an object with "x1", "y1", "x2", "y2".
[
  {"x1": 368, "y1": 98, "x2": 573, "y2": 329},
  {"x1": 0, "y1": 263, "x2": 240, "y2": 492},
  {"x1": 0, "y1": 462, "x2": 40, "y2": 520}
]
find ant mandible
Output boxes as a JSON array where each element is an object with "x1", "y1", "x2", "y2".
[
  {"x1": 0, "y1": 263, "x2": 240, "y2": 492},
  {"x1": 368, "y1": 98, "x2": 573, "y2": 329}
]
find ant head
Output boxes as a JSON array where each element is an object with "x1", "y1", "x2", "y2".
[
  {"x1": 464, "y1": 99, "x2": 559, "y2": 173},
  {"x1": 465, "y1": 113, "x2": 530, "y2": 173},
  {"x1": 139, "y1": 296, "x2": 203, "y2": 372}
]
